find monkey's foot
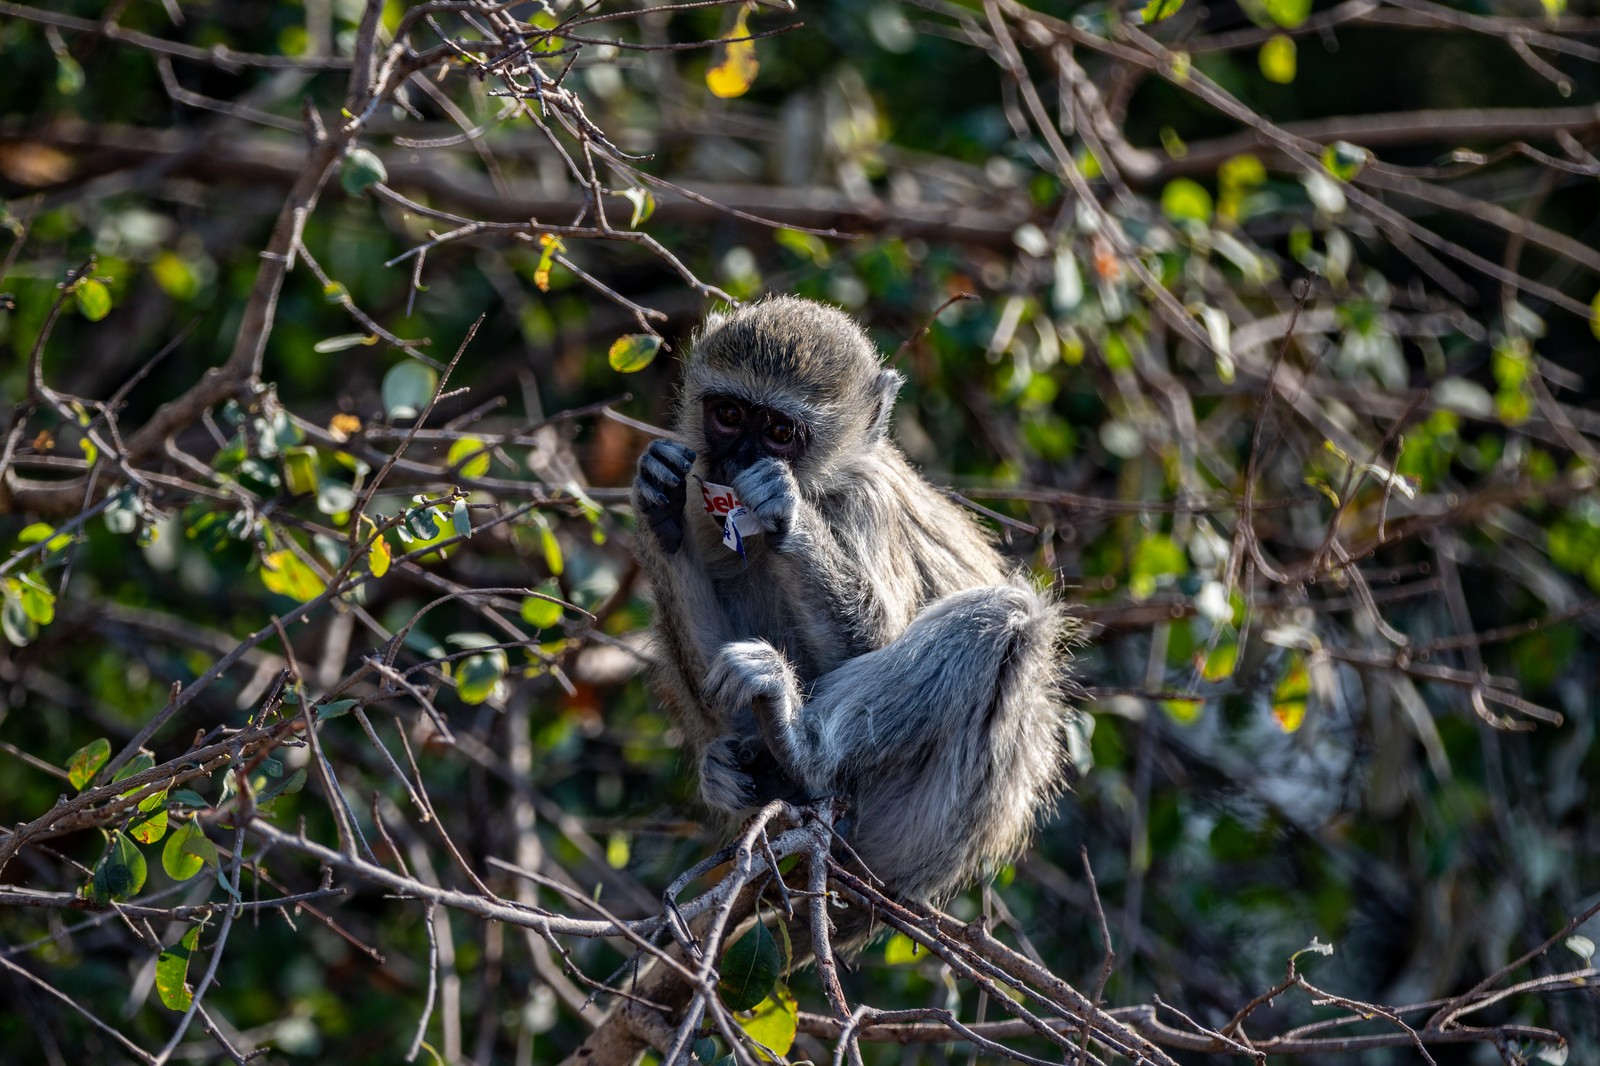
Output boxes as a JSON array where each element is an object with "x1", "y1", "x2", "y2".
[{"x1": 699, "y1": 737, "x2": 758, "y2": 812}]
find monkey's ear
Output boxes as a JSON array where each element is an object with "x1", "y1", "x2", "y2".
[{"x1": 869, "y1": 368, "x2": 904, "y2": 442}]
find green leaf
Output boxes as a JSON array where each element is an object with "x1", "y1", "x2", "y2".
[
  {"x1": 1161, "y1": 698, "x2": 1205, "y2": 725},
  {"x1": 18, "y1": 522, "x2": 73, "y2": 553},
  {"x1": 1587, "y1": 291, "x2": 1599, "y2": 343},
  {"x1": 1262, "y1": 0, "x2": 1311, "y2": 28},
  {"x1": 1258, "y1": 34, "x2": 1296, "y2": 83},
  {"x1": 520, "y1": 593, "x2": 564, "y2": 630},
  {"x1": 340, "y1": 147, "x2": 388, "y2": 195},
  {"x1": 382, "y1": 361, "x2": 439, "y2": 420},
  {"x1": 451, "y1": 498, "x2": 473, "y2": 539},
  {"x1": 1321, "y1": 141, "x2": 1368, "y2": 181},
  {"x1": 259, "y1": 767, "x2": 307, "y2": 805},
  {"x1": 735, "y1": 981, "x2": 798, "y2": 1061},
  {"x1": 66, "y1": 738, "x2": 111, "y2": 791},
  {"x1": 447, "y1": 436, "x2": 492, "y2": 479},
  {"x1": 1160, "y1": 178, "x2": 1213, "y2": 224},
  {"x1": 456, "y1": 650, "x2": 507, "y2": 705},
  {"x1": 130, "y1": 806, "x2": 169, "y2": 845},
  {"x1": 608, "y1": 334, "x2": 662, "y2": 373},
  {"x1": 1140, "y1": 0, "x2": 1184, "y2": 23},
  {"x1": 162, "y1": 819, "x2": 218, "y2": 881},
  {"x1": 75, "y1": 278, "x2": 112, "y2": 321},
  {"x1": 156, "y1": 924, "x2": 203, "y2": 1011},
  {"x1": 718, "y1": 921, "x2": 781, "y2": 1011},
  {"x1": 313, "y1": 333, "x2": 376, "y2": 354},
  {"x1": 282, "y1": 446, "x2": 320, "y2": 496},
  {"x1": 1197, "y1": 636, "x2": 1239, "y2": 682},
  {"x1": 316, "y1": 698, "x2": 359, "y2": 719},
  {"x1": 1566, "y1": 934, "x2": 1595, "y2": 963},
  {"x1": 2, "y1": 595, "x2": 37, "y2": 647},
  {"x1": 11, "y1": 574, "x2": 55, "y2": 626},
  {"x1": 406, "y1": 504, "x2": 442, "y2": 540},
  {"x1": 112, "y1": 752, "x2": 156, "y2": 787},
  {"x1": 260, "y1": 549, "x2": 327, "y2": 602},
  {"x1": 93, "y1": 831, "x2": 148, "y2": 903}
]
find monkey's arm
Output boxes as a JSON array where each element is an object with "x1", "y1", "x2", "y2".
[
  {"x1": 729, "y1": 458, "x2": 899, "y2": 663},
  {"x1": 632, "y1": 439, "x2": 733, "y2": 748}
]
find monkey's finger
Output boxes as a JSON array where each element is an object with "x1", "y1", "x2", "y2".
[
  {"x1": 647, "y1": 438, "x2": 696, "y2": 473},
  {"x1": 637, "y1": 450, "x2": 686, "y2": 489}
]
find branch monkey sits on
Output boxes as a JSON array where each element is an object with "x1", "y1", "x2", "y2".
[{"x1": 631, "y1": 296, "x2": 1076, "y2": 917}]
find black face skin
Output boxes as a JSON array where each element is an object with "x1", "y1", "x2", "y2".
[{"x1": 701, "y1": 394, "x2": 809, "y2": 482}]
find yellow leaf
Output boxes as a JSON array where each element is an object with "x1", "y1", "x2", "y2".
[
  {"x1": 260, "y1": 549, "x2": 327, "y2": 602},
  {"x1": 1259, "y1": 34, "x2": 1296, "y2": 84},
  {"x1": 534, "y1": 234, "x2": 564, "y2": 292},
  {"x1": 707, "y1": 8, "x2": 760, "y2": 99},
  {"x1": 368, "y1": 530, "x2": 391, "y2": 577},
  {"x1": 1272, "y1": 653, "x2": 1310, "y2": 732},
  {"x1": 736, "y1": 981, "x2": 798, "y2": 1061}
]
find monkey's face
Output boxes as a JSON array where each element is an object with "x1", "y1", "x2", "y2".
[{"x1": 700, "y1": 394, "x2": 810, "y2": 483}]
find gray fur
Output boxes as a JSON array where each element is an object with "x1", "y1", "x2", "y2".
[{"x1": 631, "y1": 296, "x2": 1077, "y2": 910}]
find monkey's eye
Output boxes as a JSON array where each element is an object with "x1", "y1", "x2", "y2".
[
  {"x1": 765, "y1": 419, "x2": 795, "y2": 446},
  {"x1": 712, "y1": 402, "x2": 743, "y2": 430}
]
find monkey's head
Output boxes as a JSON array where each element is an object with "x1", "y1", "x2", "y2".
[{"x1": 678, "y1": 297, "x2": 903, "y2": 486}]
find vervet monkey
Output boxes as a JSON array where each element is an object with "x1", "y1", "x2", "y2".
[{"x1": 631, "y1": 296, "x2": 1075, "y2": 912}]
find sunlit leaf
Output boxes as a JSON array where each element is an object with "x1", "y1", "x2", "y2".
[
  {"x1": 1259, "y1": 34, "x2": 1296, "y2": 83},
  {"x1": 260, "y1": 549, "x2": 327, "y2": 602},
  {"x1": 75, "y1": 278, "x2": 112, "y2": 321},
  {"x1": 447, "y1": 436, "x2": 492, "y2": 479},
  {"x1": 1321, "y1": 140, "x2": 1368, "y2": 181},
  {"x1": 736, "y1": 981, "x2": 798, "y2": 1061},
  {"x1": 1140, "y1": 0, "x2": 1184, "y2": 23},
  {"x1": 1197, "y1": 637, "x2": 1239, "y2": 681},
  {"x1": 539, "y1": 520, "x2": 564, "y2": 576},
  {"x1": 1566, "y1": 934, "x2": 1595, "y2": 963},
  {"x1": 608, "y1": 334, "x2": 662, "y2": 373},
  {"x1": 313, "y1": 333, "x2": 376, "y2": 354},
  {"x1": 1162, "y1": 698, "x2": 1205, "y2": 725},
  {"x1": 328, "y1": 412, "x2": 362, "y2": 441},
  {"x1": 1160, "y1": 178, "x2": 1213, "y2": 225},
  {"x1": 621, "y1": 187, "x2": 655, "y2": 227},
  {"x1": 706, "y1": 8, "x2": 760, "y2": 99},
  {"x1": 282, "y1": 446, "x2": 320, "y2": 496},
  {"x1": 521, "y1": 592, "x2": 564, "y2": 630},
  {"x1": 718, "y1": 921, "x2": 780, "y2": 1010},
  {"x1": 130, "y1": 806, "x2": 168, "y2": 845},
  {"x1": 456, "y1": 649, "x2": 507, "y2": 705},
  {"x1": 1272, "y1": 653, "x2": 1311, "y2": 732},
  {"x1": 450, "y1": 498, "x2": 473, "y2": 539},
  {"x1": 1588, "y1": 290, "x2": 1600, "y2": 342},
  {"x1": 534, "y1": 233, "x2": 564, "y2": 292},
  {"x1": 66, "y1": 738, "x2": 111, "y2": 791},
  {"x1": 19, "y1": 522, "x2": 72, "y2": 553},
  {"x1": 382, "y1": 361, "x2": 439, "y2": 420},
  {"x1": 367, "y1": 528, "x2": 392, "y2": 577},
  {"x1": 884, "y1": 933, "x2": 921, "y2": 965},
  {"x1": 1262, "y1": 0, "x2": 1311, "y2": 28},
  {"x1": 156, "y1": 924, "x2": 203, "y2": 1010},
  {"x1": 340, "y1": 147, "x2": 388, "y2": 195}
]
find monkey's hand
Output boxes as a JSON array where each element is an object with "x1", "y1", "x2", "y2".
[
  {"x1": 632, "y1": 439, "x2": 696, "y2": 555},
  {"x1": 730, "y1": 458, "x2": 802, "y2": 552},
  {"x1": 705, "y1": 640, "x2": 810, "y2": 783}
]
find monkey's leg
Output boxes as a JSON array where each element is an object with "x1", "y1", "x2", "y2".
[{"x1": 767, "y1": 584, "x2": 1070, "y2": 904}]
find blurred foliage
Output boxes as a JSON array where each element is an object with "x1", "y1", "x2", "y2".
[{"x1": 1, "y1": 0, "x2": 1598, "y2": 1063}]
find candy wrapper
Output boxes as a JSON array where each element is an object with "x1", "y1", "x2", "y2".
[{"x1": 699, "y1": 479, "x2": 764, "y2": 556}]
